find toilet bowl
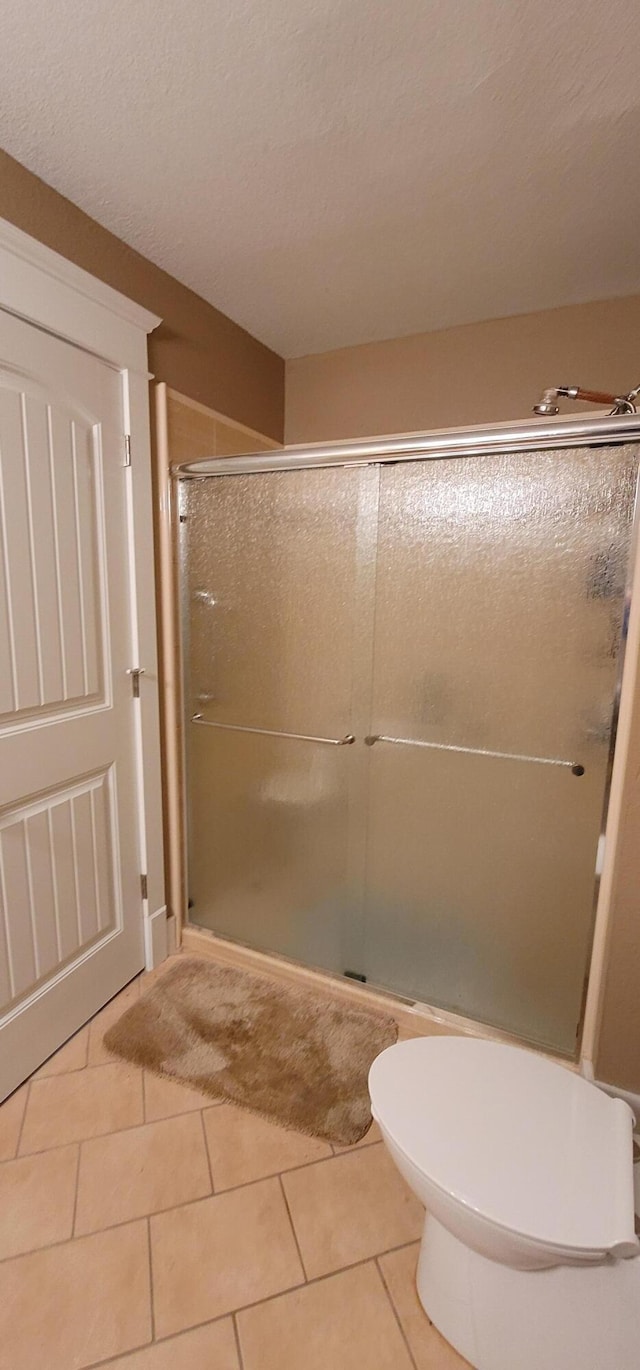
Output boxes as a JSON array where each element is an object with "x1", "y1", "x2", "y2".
[{"x1": 369, "y1": 1036, "x2": 640, "y2": 1370}]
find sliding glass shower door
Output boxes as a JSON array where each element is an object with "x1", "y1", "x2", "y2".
[
  {"x1": 362, "y1": 450, "x2": 637, "y2": 1050},
  {"x1": 180, "y1": 442, "x2": 638, "y2": 1054},
  {"x1": 183, "y1": 467, "x2": 362, "y2": 973}
]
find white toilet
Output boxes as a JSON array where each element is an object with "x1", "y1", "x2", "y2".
[{"x1": 369, "y1": 1035, "x2": 640, "y2": 1370}]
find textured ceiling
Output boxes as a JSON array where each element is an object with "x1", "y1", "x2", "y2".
[{"x1": 0, "y1": 1, "x2": 639, "y2": 357}]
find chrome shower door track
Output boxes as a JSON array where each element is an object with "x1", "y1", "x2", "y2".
[{"x1": 174, "y1": 413, "x2": 640, "y2": 478}]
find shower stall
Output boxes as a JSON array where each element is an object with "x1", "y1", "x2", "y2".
[{"x1": 175, "y1": 415, "x2": 640, "y2": 1058}]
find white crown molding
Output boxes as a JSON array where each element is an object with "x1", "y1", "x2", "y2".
[
  {"x1": 0, "y1": 216, "x2": 160, "y2": 330},
  {"x1": 0, "y1": 215, "x2": 161, "y2": 372}
]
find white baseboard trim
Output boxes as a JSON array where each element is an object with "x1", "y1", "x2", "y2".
[
  {"x1": 144, "y1": 905, "x2": 168, "y2": 970},
  {"x1": 166, "y1": 913, "x2": 177, "y2": 955}
]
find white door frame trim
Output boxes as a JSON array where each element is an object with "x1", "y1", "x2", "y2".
[{"x1": 0, "y1": 214, "x2": 166, "y2": 967}]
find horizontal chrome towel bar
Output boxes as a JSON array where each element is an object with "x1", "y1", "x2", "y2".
[
  {"x1": 364, "y1": 734, "x2": 584, "y2": 773},
  {"x1": 191, "y1": 715, "x2": 355, "y2": 746}
]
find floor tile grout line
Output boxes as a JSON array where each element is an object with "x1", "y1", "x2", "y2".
[
  {"x1": 204, "y1": 1150, "x2": 341, "y2": 1195},
  {"x1": 0, "y1": 1169, "x2": 275, "y2": 1261},
  {"x1": 196, "y1": 1101, "x2": 379, "y2": 1159},
  {"x1": 278, "y1": 1172, "x2": 309, "y2": 1283},
  {"x1": 0, "y1": 1215, "x2": 152, "y2": 1267},
  {"x1": 0, "y1": 1180, "x2": 287, "y2": 1264},
  {"x1": 375, "y1": 1253, "x2": 420, "y2": 1370},
  {"x1": 233, "y1": 1244, "x2": 417, "y2": 1315},
  {"x1": 149, "y1": 1246, "x2": 424, "y2": 1346},
  {"x1": 16, "y1": 1127, "x2": 128, "y2": 1156},
  {"x1": 199, "y1": 1107, "x2": 216, "y2": 1195},
  {"x1": 70, "y1": 1141, "x2": 82, "y2": 1239},
  {"x1": 13, "y1": 1079, "x2": 31, "y2": 1158},
  {"x1": 12, "y1": 1109, "x2": 379, "y2": 1178},
  {"x1": 84, "y1": 1334, "x2": 153, "y2": 1370},
  {"x1": 54, "y1": 1147, "x2": 215, "y2": 1244},
  {"x1": 232, "y1": 1311, "x2": 246, "y2": 1370},
  {"x1": 16, "y1": 1069, "x2": 146, "y2": 1157},
  {"x1": 0, "y1": 1134, "x2": 421, "y2": 1266},
  {"x1": 83, "y1": 1313, "x2": 227, "y2": 1370},
  {"x1": 0, "y1": 1136, "x2": 81, "y2": 1170},
  {"x1": 141, "y1": 1067, "x2": 224, "y2": 1112},
  {"x1": 206, "y1": 1128, "x2": 380, "y2": 1183},
  {"x1": 146, "y1": 1215, "x2": 156, "y2": 1343},
  {"x1": 29, "y1": 1057, "x2": 142, "y2": 1086},
  {"x1": 152, "y1": 1277, "x2": 318, "y2": 1348},
  {"x1": 41, "y1": 1248, "x2": 425, "y2": 1369},
  {"x1": 18, "y1": 1124, "x2": 379, "y2": 1199},
  {"x1": 33, "y1": 1061, "x2": 88, "y2": 1083},
  {"x1": 14, "y1": 1115, "x2": 368, "y2": 1164},
  {"x1": 31, "y1": 1026, "x2": 90, "y2": 1082},
  {"x1": 2, "y1": 1096, "x2": 378, "y2": 1173},
  {"x1": 205, "y1": 1136, "x2": 383, "y2": 1195}
]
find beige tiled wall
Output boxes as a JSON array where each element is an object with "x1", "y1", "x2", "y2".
[{"x1": 166, "y1": 395, "x2": 274, "y2": 463}]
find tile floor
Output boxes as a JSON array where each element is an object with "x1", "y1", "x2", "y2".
[{"x1": 0, "y1": 956, "x2": 469, "y2": 1370}]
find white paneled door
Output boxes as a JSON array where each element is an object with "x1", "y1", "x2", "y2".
[{"x1": 0, "y1": 309, "x2": 147, "y2": 1097}]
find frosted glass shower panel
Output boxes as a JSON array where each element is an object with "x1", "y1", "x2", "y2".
[
  {"x1": 188, "y1": 724, "x2": 352, "y2": 969},
  {"x1": 182, "y1": 468, "x2": 362, "y2": 735},
  {"x1": 370, "y1": 449, "x2": 638, "y2": 758},
  {"x1": 364, "y1": 448, "x2": 638, "y2": 1052},
  {"x1": 363, "y1": 744, "x2": 605, "y2": 1049},
  {"x1": 182, "y1": 465, "x2": 363, "y2": 973}
]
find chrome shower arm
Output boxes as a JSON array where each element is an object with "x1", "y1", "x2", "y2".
[{"x1": 533, "y1": 384, "x2": 640, "y2": 417}]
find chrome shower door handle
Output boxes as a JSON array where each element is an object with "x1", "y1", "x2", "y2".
[
  {"x1": 363, "y1": 733, "x2": 583, "y2": 772},
  {"x1": 191, "y1": 715, "x2": 355, "y2": 746}
]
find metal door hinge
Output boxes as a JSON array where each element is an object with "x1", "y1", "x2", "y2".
[
  {"x1": 140, "y1": 874, "x2": 148, "y2": 901},
  {"x1": 123, "y1": 434, "x2": 132, "y2": 467},
  {"x1": 126, "y1": 667, "x2": 145, "y2": 697}
]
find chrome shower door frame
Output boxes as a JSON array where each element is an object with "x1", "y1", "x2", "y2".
[
  {"x1": 175, "y1": 412, "x2": 640, "y2": 1058},
  {"x1": 175, "y1": 412, "x2": 640, "y2": 478}
]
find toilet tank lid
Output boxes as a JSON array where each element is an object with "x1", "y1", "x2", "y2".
[{"x1": 369, "y1": 1036, "x2": 638, "y2": 1253}]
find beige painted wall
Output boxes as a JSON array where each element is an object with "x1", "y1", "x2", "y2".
[
  {"x1": 0, "y1": 150, "x2": 284, "y2": 441},
  {"x1": 285, "y1": 297, "x2": 640, "y2": 443},
  {"x1": 286, "y1": 301, "x2": 640, "y2": 1094}
]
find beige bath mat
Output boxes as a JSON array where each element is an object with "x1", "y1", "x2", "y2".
[{"x1": 104, "y1": 957, "x2": 397, "y2": 1146}]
